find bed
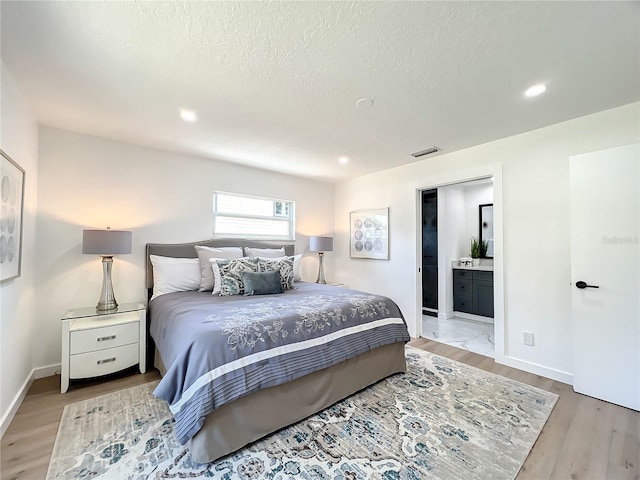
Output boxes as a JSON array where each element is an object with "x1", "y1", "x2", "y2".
[{"x1": 145, "y1": 239, "x2": 410, "y2": 463}]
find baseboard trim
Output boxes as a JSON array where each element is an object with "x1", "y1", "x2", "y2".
[
  {"x1": 499, "y1": 355, "x2": 573, "y2": 385},
  {"x1": 1, "y1": 370, "x2": 34, "y2": 438},
  {"x1": 453, "y1": 311, "x2": 494, "y2": 325},
  {"x1": 34, "y1": 363, "x2": 61, "y2": 380},
  {"x1": 1, "y1": 363, "x2": 61, "y2": 438}
]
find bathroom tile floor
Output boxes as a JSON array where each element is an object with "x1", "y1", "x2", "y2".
[{"x1": 421, "y1": 315, "x2": 495, "y2": 357}]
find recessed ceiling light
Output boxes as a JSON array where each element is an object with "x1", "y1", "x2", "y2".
[
  {"x1": 339, "y1": 156, "x2": 349, "y2": 165},
  {"x1": 524, "y1": 83, "x2": 547, "y2": 98},
  {"x1": 180, "y1": 109, "x2": 197, "y2": 122},
  {"x1": 355, "y1": 98, "x2": 373, "y2": 109}
]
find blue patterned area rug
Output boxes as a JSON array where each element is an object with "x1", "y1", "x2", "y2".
[{"x1": 46, "y1": 346, "x2": 557, "y2": 480}]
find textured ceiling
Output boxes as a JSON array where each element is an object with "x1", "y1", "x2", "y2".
[{"x1": 1, "y1": 1, "x2": 639, "y2": 182}]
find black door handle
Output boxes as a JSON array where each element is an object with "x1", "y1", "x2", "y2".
[{"x1": 576, "y1": 281, "x2": 599, "y2": 289}]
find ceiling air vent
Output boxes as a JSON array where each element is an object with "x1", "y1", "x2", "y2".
[{"x1": 411, "y1": 147, "x2": 440, "y2": 158}]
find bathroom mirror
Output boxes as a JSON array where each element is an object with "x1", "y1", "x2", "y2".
[{"x1": 479, "y1": 204, "x2": 494, "y2": 258}]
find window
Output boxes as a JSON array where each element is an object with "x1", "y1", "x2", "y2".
[{"x1": 213, "y1": 191, "x2": 295, "y2": 240}]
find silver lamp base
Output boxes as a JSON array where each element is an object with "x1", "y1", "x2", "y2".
[
  {"x1": 315, "y1": 252, "x2": 327, "y2": 284},
  {"x1": 96, "y1": 255, "x2": 118, "y2": 312}
]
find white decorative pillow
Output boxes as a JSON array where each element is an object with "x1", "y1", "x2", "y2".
[
  {"x1": 291, "y1": 253, "x2": 303, "y2": 281},
  {"x1": 258, "y1": 257, "x2": 295, "y2": 290},
  {"x1": 209, "y1": 259, "x2": 223, "y2": 295},
  {"x1": 194, "y1": 246, "x2": 243, "y2": 291},
  {"x1": 150, "y1": 255, "x2": 201, "y2": 301},
  {"x1": 244, "y1": 247, "x2": 286, "y2": 258},
  {"x1": 213, "y1": 257, "x2": 259, "y2": 296}
]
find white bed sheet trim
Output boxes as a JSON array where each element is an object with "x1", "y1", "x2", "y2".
[{"x1": 169, "y1": 317, "x2": 405, "y2": 414}]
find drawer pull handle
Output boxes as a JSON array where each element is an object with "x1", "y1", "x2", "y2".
[
  {"x1": 97, "y1": 335, "x2": 116, "y2": 342},
  {"x1": 97, "y1": 357, "x2": 116, "y2": 365}
]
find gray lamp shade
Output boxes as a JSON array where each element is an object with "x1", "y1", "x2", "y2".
[
  {"x1": 82, "y1": 229, "x2": 132, "y2": 255},
  {"x1": 309, "y1": 236, "x2": 333, "y2": 252}
]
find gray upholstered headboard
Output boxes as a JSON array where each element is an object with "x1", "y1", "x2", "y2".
[
  {"x1": 144, "y1": 238, "x2": 295, "y2": 368},
  {"x1": 145, "y1": 239, "x2": 295, "y2": 290}
]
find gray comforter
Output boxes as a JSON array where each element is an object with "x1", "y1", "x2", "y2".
[{"x1": 149, "y1": 282, "x2": 410, "y2": 444}]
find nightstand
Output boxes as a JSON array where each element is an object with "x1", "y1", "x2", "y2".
[{"x1": 61, "y1": 302, "x2": 146, "y2": 393}]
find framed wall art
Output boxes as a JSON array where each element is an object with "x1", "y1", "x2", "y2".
[
  {"x1": 350, "y1": 207, "x2": 389, "y2": 260},
  {"x1": 1, "y1": 150, "x2": 25, "y2": 282}
]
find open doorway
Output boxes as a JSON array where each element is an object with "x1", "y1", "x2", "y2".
[
  {"x1": 421, "y1": 189, "x2": 438, "y2": 316},
  {"x1": 420, "y1": 178, "x2": 495, "y2": 357}
]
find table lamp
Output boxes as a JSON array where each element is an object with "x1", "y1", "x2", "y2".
[
  {"x1": 309, "y1": 236, "x2": 333, "y2": 284},
  {"x1": 82, "y1": 227, "x2": 132, "y2": 312}
]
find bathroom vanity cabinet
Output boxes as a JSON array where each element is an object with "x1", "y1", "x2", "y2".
[{"x1": 453, "y1": 268, "x2": 494, "y2": 318}]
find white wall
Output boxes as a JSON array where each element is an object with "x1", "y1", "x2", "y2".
[
  {"x1": 334, "y1": 102, "x2": 640, "y2": 382},
  {"x1": 35, "y1": 127, "x2": 334, "y2": 370},
  {"x1": 0, "y1": 62, "x2": 39, "y2": 433},
  {"x1": 437, "y1": 185, "x2": 466, "y2": 317}
]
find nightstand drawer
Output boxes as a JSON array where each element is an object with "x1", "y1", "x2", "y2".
[
  {"x1": 70, "y1": 343, "x2": 139, "y2": 379},
  {"x1": 70, "y1": 322, "x2": 139, "y2": 355}
]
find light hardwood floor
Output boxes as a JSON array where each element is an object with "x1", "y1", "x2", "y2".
[
  {"x1": 1, "y1": 368, "x2": 162, "y2": 480},
  {"x1": 1, "y1": 340, "x2": 638, "y2": 480}
]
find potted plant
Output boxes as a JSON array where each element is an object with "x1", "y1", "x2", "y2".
[
  {"x1": 470, "y1": 237, "x2": 481, "y2": 266},
  {"x1": 471, "y1": 237, "x2": 489, "y2": 265}
]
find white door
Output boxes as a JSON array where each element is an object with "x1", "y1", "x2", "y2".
[{"x1": 570, "y1": 143, "x2": 639, "y2": 411}]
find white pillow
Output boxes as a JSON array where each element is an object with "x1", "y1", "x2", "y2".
[
  {"x1": 209, "y1": 257, "x2": 248, "y2": 295},
  {"x1": 209, "y1": 258, "x2": 223, "y2": 295},
  {"x1": 194, "y1": 246, "x2": 243, "y2": 291},
  {"x1": 244, "y1": 247, "x2": 286, "y2": 258},
  {"x1": 291, "y1": 253, "x2": 303, "y2": 281},
  {"x1": 150, "y1": 255, "x2": 201, "y2": 301}
]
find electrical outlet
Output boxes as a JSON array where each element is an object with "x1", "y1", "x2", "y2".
[{"x1": 523, "y1": 331, "x2": 535, "y2": 346}]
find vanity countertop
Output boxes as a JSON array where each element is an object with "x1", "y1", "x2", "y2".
[{"x1": 453, "y1": 265, "x2": 494, "y2": 272}]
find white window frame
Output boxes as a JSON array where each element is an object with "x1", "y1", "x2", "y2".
[{"x1": 212, "y1": 191, "x2": 296, "y2": 241}]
